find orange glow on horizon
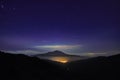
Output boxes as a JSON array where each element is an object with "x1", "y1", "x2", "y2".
[{"x1": 51, "y1": 57, "x2": 69, "y2": 63}]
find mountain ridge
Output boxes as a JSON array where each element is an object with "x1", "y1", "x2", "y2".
[
  {"x1": 34, "y1": 50, "x2": 89, "y2": 63},
  {"x1": 0, "y1": 51, "x2": 120, "y2": 80},
  {"x1": 34, "y1": 50, "x2": 85, "y2": 57}
]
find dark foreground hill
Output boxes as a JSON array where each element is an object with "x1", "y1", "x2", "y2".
[
  {"x1": 0, "y1": 51, "x2": 120, "y2": 80},
  {"x1": 66, "y1": 54, "x2": 120, "y2": 80},
  {"x1": 0, "y1": 51, "x2": 66, "y2": 80}
]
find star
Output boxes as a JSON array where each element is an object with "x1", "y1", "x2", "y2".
[
  {"x1": 13, "y1": 8, "x2": 16, "y2": 10},
  {"x1": 1, "y1": 4, "x2": 4, "y2": 8}
]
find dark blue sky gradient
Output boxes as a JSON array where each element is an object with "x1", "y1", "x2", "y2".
[{"x1": 0, "y1": 0, "x2": 120, "y2": 56}]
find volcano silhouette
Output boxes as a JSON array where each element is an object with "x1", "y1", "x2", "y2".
[
  {"x1": 34, "y1": 50, "x2": 88, "y2": 63},
  {"x1": 36, "y1": 50, "x2": 70, "y2": 56}
]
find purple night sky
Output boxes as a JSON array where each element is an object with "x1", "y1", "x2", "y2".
[{"x1": 0, "y1": 0, "x2": 120, "y2": 56}]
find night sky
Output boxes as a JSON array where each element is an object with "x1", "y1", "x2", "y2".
[{"x1": 0, "y1": 0, "x2": 120, "y2": 56}]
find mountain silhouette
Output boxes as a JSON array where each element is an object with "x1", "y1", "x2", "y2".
[
  {"x1": 35, "y1": 50, "x2": 87, "y2": 57},
  {"x1": 36, "y1": 50, "x2": 68, "y2": 56},
  {"x1": 34, "y1": 50, "x2": 88, "y2": 62},
  {"x1": 66, "y1": 54, "x2": 120, "y2": 80},
  {"x1": 0, "y1": 51, "x2": 120, "y2": 80},
  {"x1": 0, "y1": 51, "x2": 65, "y2": 80}
]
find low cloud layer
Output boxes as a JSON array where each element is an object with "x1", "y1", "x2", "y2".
[{"x1": 35, "y1": 45, "x2": 82, "y2": 50}]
